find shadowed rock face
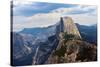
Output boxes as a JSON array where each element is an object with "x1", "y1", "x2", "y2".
[{"x1": 12, "y1": 33, "x2": 32, "y2": 60}]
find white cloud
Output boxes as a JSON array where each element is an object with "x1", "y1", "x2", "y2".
[
  {"x1": 63, "y1": 14, "x2": 97, "y2": 25},
  {"x1": 13, "y1": 4, "x2": 97, "y2": 32},
  {"x1": 13, "y1": 13, "x2": 61, "y2": 31},
  {"x1": 51, "y1": 5, "x2": 97, "y2": 25},
  {"x1": 13, "y1": 16, "x2": 30, "y2": 24},
  {"x1": 27, "y1": 13, "x2": 61, "y2": 27},
  {"x1": 51, "y1": 5, "x2": 97, "y2": 15}
]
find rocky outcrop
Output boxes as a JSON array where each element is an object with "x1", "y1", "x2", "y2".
[
  {"x1": 46, "y1": 40, "x2": 97, "y2": 64},
  {"x1": 56, "y1": 17, "x2": 82, "y2": 50},
  {"x1": 62, "y1": 17, "x2": 81, "y2": 39},
  {"x1": 46, "y1": 17, "x2": 97, "y2": 64}
]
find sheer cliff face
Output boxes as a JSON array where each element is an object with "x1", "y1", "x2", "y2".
[
  {"x1": 60, "y1": 17, "x2": 81, "y2": 39},
  {"x1": 46, "y1": 17, "x2": 97, "y2": 64},
  {"x1": 55, "y1": 17, "x2": 82, "y2": 50}
]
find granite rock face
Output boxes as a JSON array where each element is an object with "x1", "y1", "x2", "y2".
[
  {"x1": 56, "y1": 17, "x2": 82, "y2": 50},
  {"x1": 46, "y1": 17, "x2": 97, "y2": 64},
  {"x1": 60, "y1": 17, "x2": 81, "y2": 39}
]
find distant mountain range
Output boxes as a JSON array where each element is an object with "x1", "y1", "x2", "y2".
[
  {"x1": 11, "y1": 17, "x2": 97, "y2": 66},
  {"x1": 19, "y1": 23, "x2": 97, "y2": 43},
  {"x1": 76, "y1": 23, "x2": 97, "y2": 43}
]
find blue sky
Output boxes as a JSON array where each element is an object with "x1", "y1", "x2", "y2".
[
  {"x1": 13, "y1": 2, "x2": 78, "y2": 16},
  {"x1": 13, "y1": 0, "x2": 97, "y2": 32}
]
